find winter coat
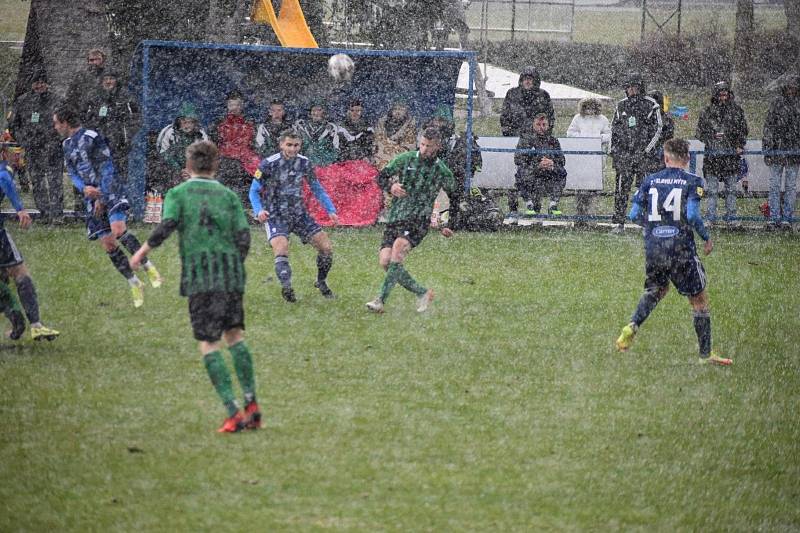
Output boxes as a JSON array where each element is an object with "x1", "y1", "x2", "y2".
[
  {"x1": 566, "y1": 114, "x2": 612, "y2": 146},
  {"x1": 696, "y1": 93, "x2": 748, "y2": 177},
  {"x1": 337, "y1": 118, "x2": 375, "y2": 161},
  {"x1": 254, "y1": 119, "x2": 293, "y2": 159},
  {"x1": 294, "y1": 119, "x2": 340, "y2": 166},
  {"x1": 66, "y1": 66, "x2": 105, "y2": 112},
  {"x1": 610, "y1": 93, "x2": 664, "y2": 169},
  {"x1": 500, "y1": 67, "x2": 555, "y2": 136},
  {"x1": 514, "y1": 131, "x2": 567, "y2": 182},
  {"x1": 374, "y1": 114, "x2": 417, "y2": 169},
  {"x1": 83, "y1": 86, "x2": 140, "y2": 161},
  {"x1": 208, "y1": 114, "x2": 259, "y2": 166},
  {"x1": 763, "y1": 86, "x2": 800, "y2": 167},
  {"x1": 9, "y1": 90, "x2": 62, "y2": 150},
  {"x1": 159, "y1": 124, "x2": 208, "y2": 171}
]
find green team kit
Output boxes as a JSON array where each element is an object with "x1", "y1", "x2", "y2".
[{"x1": 379, "y1": 150, "x2": 456, "y2": 225}]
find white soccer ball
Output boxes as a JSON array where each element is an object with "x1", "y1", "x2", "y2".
[{"x1": 327, "y1": 53, "x2": 354, "y2": 82}]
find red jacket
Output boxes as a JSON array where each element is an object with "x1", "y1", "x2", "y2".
[{"x1": 210, "y1": 114, "x2": 260, "y2": 174}]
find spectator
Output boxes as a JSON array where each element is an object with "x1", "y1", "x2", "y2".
[
  {"x1": 763, "y1": 74, "x2": 800, "y2": 229},
  {"x1": 294, "y1": 102, "x2": 339, "y2": 167},
  {"x1": 374, "y1": 100, "x2": 417, "y2": 170},
  {"x1": 696, "y1": 81, "x2": 748, "y2": 225},
  {"x1": 566, "y1": 98, "x2": 611, "y2": 151},
  {"x1": 65, "y1": 49, "x2": 107, "y2": 113},
  {"x1": 423, "y1": 104, "x2": 482, "y2": 230},
  {"x1": 208, "y1": 91, "x2": 260, "y2": 199},
  {"x1": 154, "y1": 102, "x2": 209, "y2": 192},
  {"x1": 8, "y1": 70, "x2": 64, "y2": 224},
  {"x1": 337, "y1": 99, "x2": 374, "y2": 162},
  {"x1": 645, "y1": 90, "x2": 675, "y2": 174},
  {"x1": 609, "y1": 72, "x2": 664, "y2": 233},
  {"x1": 514, "y1": 113, "x2": 567, "y2": 218},
  {"x1": 83, "y1": 70, "x2": 140, "y2": 181},
  {"x1": 254, "y1": 98, "x2": 292, "y2": 159},
  {"x1": 500, "y1": 66, "x2": 555, "y2": 223}
]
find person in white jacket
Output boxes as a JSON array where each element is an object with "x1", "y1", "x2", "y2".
[{"x1": 566, "y1": 98, "x2": 611, "y2": 226}]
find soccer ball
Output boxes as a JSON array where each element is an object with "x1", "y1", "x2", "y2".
[{"x1": 327, "y1": 53, "x2": 354, "y2": 82}]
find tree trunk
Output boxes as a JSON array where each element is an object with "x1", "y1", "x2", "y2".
[
  {"x1": 786, "y1": 0, "x2": 800, "y2": 37},
  {"x1": 731, "y1": 0, "x2": 754, "y2": 91}
]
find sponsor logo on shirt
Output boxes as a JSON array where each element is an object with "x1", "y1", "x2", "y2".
[{"x1": 652, "y1": 226, "x2": 680, "y2": 238}]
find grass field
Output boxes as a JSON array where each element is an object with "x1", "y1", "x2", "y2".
[{"x1": 1, "y1": 224, "x2": 799, "y2": 530}]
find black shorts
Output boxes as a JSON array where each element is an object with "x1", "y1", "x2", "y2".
[
  {"x1": 380, "y1": 218, "x2": 430, "y2": 250},
  {"x1": 644, "y1": 253, "x2": 707, "y2": 297},
  {"x1": 0, "y1": 229, "x2": 23, "y2": 268},
  {"x1": 188, "y1": 291, "x2": 245, "y2": 342}
]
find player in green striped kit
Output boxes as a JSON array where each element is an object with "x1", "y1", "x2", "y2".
[
  {"x1": 131, "y1": 140, "x2": 261, "y2": 433},
  {"x1": 366, "y1": 127, "x2": 456, "y2": 313}
]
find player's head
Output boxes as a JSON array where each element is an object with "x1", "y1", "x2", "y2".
[
  {"x1": 663, "y1": 138, "x2": 690, "y2": 168},
  {"x1": 532, "y1": 112, "x2": 550, "y2": 135},
  {"x1": 278, "y1": 130, "x2": 302, "y2": 159},
  {"x1": 418, "y1": 127, "x2": 442, "y2": 160},
  {"x1": 53, "y1": 105, "x2": 81, "y2": 138},
  {"x1": 0, "y1": 142, "x2": 24, "y2": 170},
  {"x1": 186, "y1": 140, "x2": 220, "y2": 177}
]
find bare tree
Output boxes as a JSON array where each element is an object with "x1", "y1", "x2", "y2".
[{"x1": 731, "y1": 0, "x2": 754, "y2": 91}]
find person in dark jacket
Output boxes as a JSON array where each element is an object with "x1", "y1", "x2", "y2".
[
  {"x1": 254, "y1": 98, "x2": 293, "y2": 159},
  {"x1": 646, "y1": 89, "x2": 675, "y2": 174},
  {"x1": 695, "y1": 81, "x2": 748, "y2": 224},
  {"x1": 763, "y1": 74, "x2": 800, "y2": 228},
  {"x1": 8, "y1": 71, "x2": 64, "y2": 224},
  {"x1": 83, "y1": 70, "x2": 141, "y2": 181},
  {"x1": 610, "y1": 72, "x2": 664, "y2": 233},
  {"x1": 500, "y1": 66, "x2": 555, "y2": 222},
  {"x1": 337, "y1": 99, "x2": 374, "y2": 162},
  {"x1": 423, "y1": 104, "x2": 483, "y2": 230},
  {"x1": 514, "y1": 113, "x2": 567, "y2": 218},
  {"x1": 65, "y1": 49, "x2": 107, "y2": 112},
  {"x1": 154, "y1": 102, "x2": 209, "y2": 193}
]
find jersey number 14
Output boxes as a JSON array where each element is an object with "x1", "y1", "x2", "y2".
[{"x1": 648, "y1": 187, "x2": 682, "y2": 222}]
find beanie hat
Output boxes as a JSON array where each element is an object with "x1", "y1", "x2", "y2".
[
  {"x1": 178, "y1": 102, "x2": 200, "y2": 120},
  {"x1": 433, "y1": 104, "x2": 453, "y2": 122}
]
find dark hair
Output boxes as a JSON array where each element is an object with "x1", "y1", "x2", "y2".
[
  {"x1": 270, "y1": 98, "x2": 284, "y2": 106},
  {"x1": 348, "y1": 99, "x2": 362, "y2": 108},
  {"x1": 278, "y1": 130, "x2": 301, "y2": 143},
  {"x1": 186, "y1": 140, "x2": 219, "y2": 173},
  {"x1": 53, "y1": 105, "x2": 81, "y2": 127},
  {"x1": 421, "y1": 127, "x2": 442, "y2": 143},
  {"x1": 664, "y1": 138, "x2": 690, "y2": 161}
]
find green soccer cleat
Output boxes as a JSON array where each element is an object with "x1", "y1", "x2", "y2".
[
  {"x1": 31, "y1": 324, "x2": 59, "y2": 342},
  {"x1": 615, "y1": 322, "x2": 637, "y2": 352},
  {"x1": 698, "y1": 351, "x2": 732, "y2": 366},
  {"x1": 130, "y1": 280, "x2": 144, "y2": 308},
  {"x1": 146, "y1": 265, "x2": 164, "y2": 288},
  {"x1": 523, "y1": 208, "x2": 538, "y2": 217}
]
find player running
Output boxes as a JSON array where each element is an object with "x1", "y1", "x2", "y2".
[
  {"x1": 0, "y1": 142, "x2": 59, "y2": 341},
  {"x1": 131, "y1": 140, "x2": 261, "y2": 433},
  {"x1": 615, "y1": 138, "x2": 731, "y2": 366},
  {"x1": 53, "y1": 106, "x2": 162, "y2": 308},
  {"x1": 365, "y1": 127, "x2": 456, "y2": 313},
  {"x1": 249, "y1": 130, "x2": 338, "y2": 302}
]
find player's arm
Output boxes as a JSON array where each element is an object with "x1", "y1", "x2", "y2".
[
  {"x1": 687, "y1": 198, "x2": 710, "y2": 242},
  {"x1": 0, "y1": 171, "x2": 30, "y2": 228},
  {"x1": 248, "y1": 171, "x2": 268, "y2": 222},
  {"x1": 627, "y1": 184, "x2": 646, "y2": 224},
  {"x1": 93, "y1": 136, "x2": 117, "y2": 204},
  {"x1": 232, "y1": 197, "x2": 252, "y2": 260}
]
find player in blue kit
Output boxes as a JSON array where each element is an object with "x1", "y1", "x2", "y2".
[
  {"x1": 53, "y1": 106, "x2": 162, "y2": 308},
  {"x1": 615, "y1": 138, "x2": 732, "y2": 366},
  {"x1": 249, "y1": 131, "x2": 338, "y2": 302}
]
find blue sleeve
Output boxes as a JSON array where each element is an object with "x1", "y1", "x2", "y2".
[
  {"x1": 0, "y1": 171, "x2": 23, "y2": 211},
  {"x1": 66, "y1": 159, "x2": 85, "y2": 192},
  {"x1": 628, "y1": 202, "x2": 643, "y2": 223},
  {"x1": 249, "y1": 178, "x2": 264, "y2": 214},
  {"x1": 92, "y1": 136, "x2": 116, "y2": 202},
  {"x1": 687, "y1": 198, "x2": 709, "y2": 241},
  {"x1": 307, "y1": 167, "x2": 336, "y2": 214}
]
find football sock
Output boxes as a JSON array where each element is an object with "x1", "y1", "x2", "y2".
[
  {"x1": 203, "y1": 351, "x2": 239, "y2": 417},
  {"x1": 631, "y1": 290, "x2": 660, "y2": 327},
  {"x1": 107, "y1": 246, "x2": 135, "y2": 280},
  {"x1": 118, "y1": 231, "x2": 144, "y2": 257},
  {"x1": 0, "y1": 281, "x2": 21, "y2": 316},
  {"x1": 316, "y1": 253, "x2": 333, "y2": 282},
  {"x1": 14, "y1": 276, "x2": 40, "y2": 325},
  {"x1": 229, "y1": 341, "x2": 256, "y2": 402},
  {"x1": 693, "y1": 310, "x2": 712, "y2": 357},
  {"x1": 394, "y1": 263, "x2": 427, "y2": 296},
  {"x1": 275, "y1": 255, "x2": 292, "y2": 288},
  {"x1": 378, "y1": 262, "x2": 402, "y2": 302}
]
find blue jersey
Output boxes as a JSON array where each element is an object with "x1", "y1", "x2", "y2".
[
  {"x1": 248, "y1": 152, "x2": 335, "y2": 219},
  {"x1": 62, "y1": 128, "x2": 127, "y2": 211},
  {"x1": 630, "y1": 167, "x2": 709, "y2": 259},
  {"x1": 0, "y1": 163, "x2": 24, "y2": 227}
]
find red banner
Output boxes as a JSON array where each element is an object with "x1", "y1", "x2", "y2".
[{"x1": 303, "y1": 160, "x2": 382, "y2": 227}]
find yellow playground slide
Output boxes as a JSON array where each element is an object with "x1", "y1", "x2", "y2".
[{"x1": 251, "y1": 0, "x2": 318, "y2": 48}]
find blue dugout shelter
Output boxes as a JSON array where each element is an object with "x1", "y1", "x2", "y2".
[{"x1": 128, "y1": 40, "x2": 477, "y2": 218}]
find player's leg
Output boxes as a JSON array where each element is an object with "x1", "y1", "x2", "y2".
[
  {"x1": 688, "y1": 291, "x2": 730, "y2": 365},
  {"x1": 100, "y1": 229, "x2": 144, "y2": 308},
  {"x1": 113, "y1": 220, "x2": 163, "y2": 287},
  {"x1": 366, "y1": 244, "x2": 394, "y2": 312},
  {"x1": 0, "y1": 278, "x2": 26, "y2": 341},
  {"x1": 309, "y1": 231, "x2": 335, "y2": 299},
  {"x1": 6, "y1": 263, "x2": 59, "y2": 341},
  {"x1": 388, "y1": 231, "x2": 434, "y2": 312},
  {"x1": 269, "y1": 235, "x2": 294, "y2": 302},
  {"x1": 223, "y1": 322, "x2": 260, "y2": 429},
  {"x1": 616, "y1": 261, "x2": 669, "y2": 352}
]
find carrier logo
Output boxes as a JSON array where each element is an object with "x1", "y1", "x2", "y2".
[{"x1": 652, "y1": 226, "x2": 680, "y2": 238}]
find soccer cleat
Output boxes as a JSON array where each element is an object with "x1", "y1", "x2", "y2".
[
  {"x1": 244, "y1": 401, "x2": 262, "y2": 430},
  {"x1": 523, "y1": 208, "x2": 538, "y2": 216},
  {"x1": 146, "y1": 265, "x2": 164, "y2": 288},
  {"x1": 281, "y1": 287, "x2": 296, "y2": 303},
  {"x1": 130, "y1": 280, "x2": 144, "y2": 308},
  {"x1": 365, "y1": 298, "x2": 384, "y2": 313},
  {"x1": 548, "y1": 206, "x2": 563, "y2": 216},
  {"x1": 6, "y1": 310, "x2": 26, "y2": 341},
  {"x1": 416, "y1": 288, "x2": 435, "y2": 313},
  {"x1": 615, "y1": 322, "x2": 637, "y2": 352},
  {"x1": 314, "y1": 280, "x2": 335, "y2": 299},
  {"x1": 698, "y1": 351, "x2": 732, "y2": 366},
  {"x1": 217, "y1": 411, "x2": 246, "y2": 433},
  {"x1": 31, "y1": 324, "x2": 59, "y2": 342}
]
